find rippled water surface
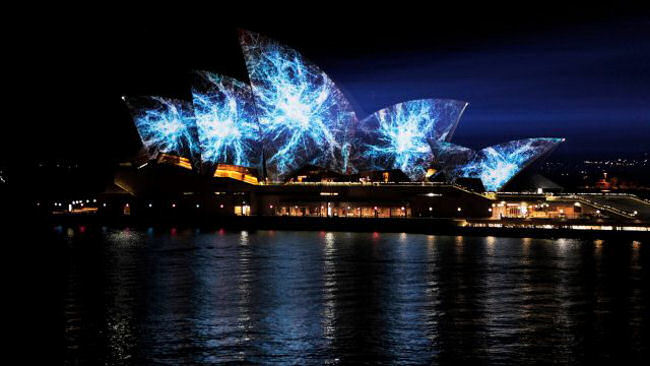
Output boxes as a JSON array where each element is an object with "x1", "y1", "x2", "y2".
[{"x1": 52, "y1": 227, "x2": 647, "y2": 364}]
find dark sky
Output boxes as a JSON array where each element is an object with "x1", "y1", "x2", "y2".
[{"x1": 8, "y1": 4, "x2": 650, "y2": 166}]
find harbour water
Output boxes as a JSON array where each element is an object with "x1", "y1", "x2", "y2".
[{"x1": 45, "y1": 227, "x2": 647, "y2": 364}]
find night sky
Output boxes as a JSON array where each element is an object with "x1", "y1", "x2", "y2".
[{"x1": 8, "y1": 5, "x2": 650, "y2": 167}]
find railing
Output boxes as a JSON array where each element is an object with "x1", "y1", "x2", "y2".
[
  {"x1": 563, "y1": 195, "x2": 637, "y2": 219},
  {"x1": 497, "y1": 191, "x2": 648, "y2": 219},
  {"x1": 466, "y1": 221, "x2": 649, "y2": 232}
]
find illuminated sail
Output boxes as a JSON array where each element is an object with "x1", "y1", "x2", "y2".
[
  {"x1": 355, "y1": 99, "x2": 468, "y2": 180},
  {"x1": 456, "y1": 138, "x2": 564, "y2": 191},
  {"x1": 192, "y1": 71, "x2": 262, "y2": 170},
  {"x1": 239, "y1": 29, "x2": 358, "y2": 180},
  {"x1": 125, "y1": 96, "x2": 201, "y2": 170},
  {"x1": 430, "y1": 140, "x2": 476, "y2": 180}
]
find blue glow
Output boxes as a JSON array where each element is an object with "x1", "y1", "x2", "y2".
[
  {"x1": 239, "y1": 30, "x2": 358, "y2": 180},
  {"x1": 431, "y1": 141, "x2": 476, "y2": 165},
  {"x1": 456, "y1": 138, "x2": 564, "y2": 191},
  {"x1": 125, "y1": 96, "x2": 201, "y2": 169},
  {"x1": 355, "y1": 99, "x2": 468, "y2": 180},
  {"x1": 430, "y1": 141, "x2": 476, "y2": 179},
  {"x1": 123, "y1": 32, "x2": 566, "y2": 185},
  {"x1": 192, "y1": 71, "x2": 262, "y2": 168}
]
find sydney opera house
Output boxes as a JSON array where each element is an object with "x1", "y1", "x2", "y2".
[{"x1": 108, "y1": 30, "x2": 575, "y2": 220}]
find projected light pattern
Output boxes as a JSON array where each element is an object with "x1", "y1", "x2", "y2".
[
  {"x1": 356, "y1": 99, "x2": 469, "y2": 180},
  {"x1": 431, "y1": 141, "x2": 476, "y2": 165},
  {"x1": 456, "y1": 138, "x2": 564, "y2": 191},
  {"x1": 192, "y1": 71, "x2": 261, "y2": 169},
  {"x1": 126, "y1": 96, "x2": 201, "y2": 170},
  {"x1": 239, "y1": 30, "x2": 358, "y2": 180},
  {"x1": 430, "y1": 141, "x2": 476, "y2": 179},
  {"x1": 124, "y1": 31, "x2": 565, "y2": 185}
]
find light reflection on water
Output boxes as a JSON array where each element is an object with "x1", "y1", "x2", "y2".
[{"x1": 56, "y1": 228, "x2": 648, "y2": 364}]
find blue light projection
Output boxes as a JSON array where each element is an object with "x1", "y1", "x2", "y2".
[
  {"x1": 354, "y1": 99, "x2": 469, "y2": 180},
  {"x1": 430, "y1": 140, "x2": 476, "y2": 178},
  {"x1": 239, "y1": 30, "x2": 358, "y2": 180},
  {"x1": 455, "y1": 138, "x2": 564, "y2": 191},
  {"x1": 191, "y1": 71, "x2": 262, "y2": 169},
  {"x1": 123, "y1": 31, "x2": 565, "y2": 185},
  {"x1": 125, "y1": 96, "x2": 202, "y2": 170}
]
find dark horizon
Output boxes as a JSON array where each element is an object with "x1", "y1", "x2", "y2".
[{"x1": 7, "y1": 5, "x2": 650, "y2": 167}]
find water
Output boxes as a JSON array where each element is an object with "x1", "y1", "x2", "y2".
[{"x1": 47, "y1": 227, "x2": 647, "y2": 364}]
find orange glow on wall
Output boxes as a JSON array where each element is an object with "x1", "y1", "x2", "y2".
[
  {"x1": 213, "y1": 164, "x2": 259, "y2": 184},
  {"x1": 157, "y1": 153, "x2": 193, "y2": 170}
]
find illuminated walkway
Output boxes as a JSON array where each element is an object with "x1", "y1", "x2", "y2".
[{"x1": 571, "y1": 194, "x2": 650, "y2": 220}]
